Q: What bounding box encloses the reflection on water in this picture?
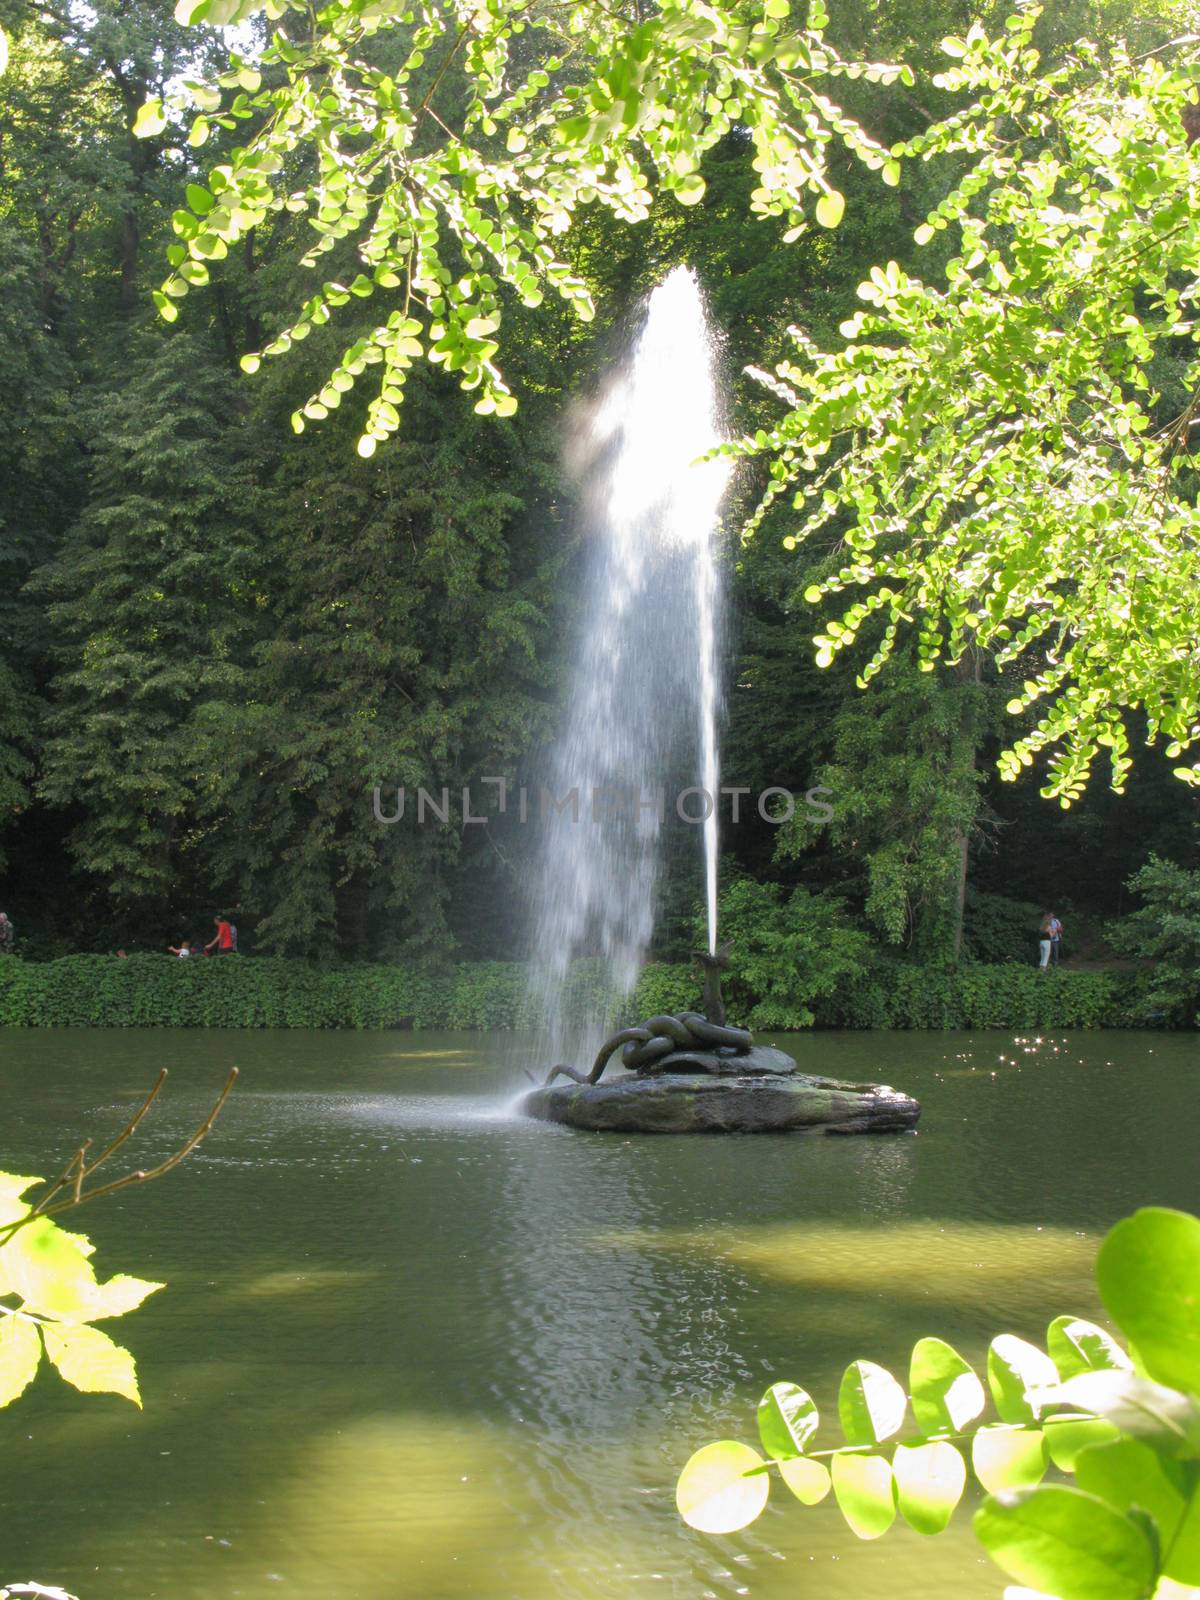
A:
[1,1027,1196,1600]
[596,1219,1098,1311]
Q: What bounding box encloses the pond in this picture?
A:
[2,1027,1197,1600]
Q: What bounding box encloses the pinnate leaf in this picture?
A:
[1043,1414,1121,1471]
[838,1359,907,1445]
[1047,1316,1132,1381]
[778,1456,831,1505]
[831,1451,896,1539]
[973,1425,1049,1494]
[910,1336,985,1436]
[893,1440,967,1535]
[1048,1371,1200,1458]
[676,1442,769,1534]
[757,1381,818,1459]
[988,1335,1059,1424]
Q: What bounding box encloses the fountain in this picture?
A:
[520,267,919,1136]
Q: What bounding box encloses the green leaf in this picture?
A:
[974,1485,1157,1600]
[973,1426,1049,1494]
[778,1456,831,1504]
[0,1173,39,1229]
[42,1322,142,1407]
[914,222,935,245]
[815,189,844,228]
[988,1336,1059,1424]
[910,1337,986,1436]
[0,1316,41,1405]
[758,1382,819,1459]
[1043,1415,1121,1472]
[882,159,901,187]
[839,1360,907,1445]
[133,98,167,138]
[894,1441,966,1535]
[1047,1317,1132,1381]
[1164,1482,1200,1585]
[186,80,221,112]
[1075,1437,1188,1561]
[186,184,214,215]
[1049,1372,1200,1458]
[0,1217,96,1318]
[85,1274,163,1321]
[1097,1208,1200,1395]
[675,174,706,207]
[831,1451,896,1539]
[675,1441,770,1533]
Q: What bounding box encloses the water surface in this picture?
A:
[2,1027,1195,1599]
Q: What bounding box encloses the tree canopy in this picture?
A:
[140,0,1200,801]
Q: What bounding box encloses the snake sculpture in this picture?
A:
[542,1011,753,1087]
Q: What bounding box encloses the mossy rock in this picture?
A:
[520,1072,921,1135]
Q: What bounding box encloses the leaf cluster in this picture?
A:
[736,8,1200,802]
[677,1206,1200,1600]
[0,1172,162,1409]
[142,0,908,452]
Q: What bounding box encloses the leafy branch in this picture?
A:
[736,7,1200,803]
[677,1207,1200,1600]
[137,0,907,453]
[0,1069,237,1410]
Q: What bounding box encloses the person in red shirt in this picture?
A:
[205,916,235,956]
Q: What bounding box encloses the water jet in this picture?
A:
[520,267,919,1135]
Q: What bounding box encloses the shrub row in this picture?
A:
[0,953,1158,1030]
[0,954,700,1031]
[813,960,1153,1031]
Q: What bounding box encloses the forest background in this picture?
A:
[0,0,1197,998]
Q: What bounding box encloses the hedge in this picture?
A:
[0,953,1156,1030]
[0,954,699,1030]
[812,960,1153,1031]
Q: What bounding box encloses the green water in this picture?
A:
[1,1027,1196,1600]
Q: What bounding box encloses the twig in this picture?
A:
[0,1069,238,1248]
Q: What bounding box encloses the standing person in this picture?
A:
[229,921,238,953]
[205,915,235,956]
[1037,912,1056,970]
[0,912,13,954]
[1047,911,1064,967]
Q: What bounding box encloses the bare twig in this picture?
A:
[0,1068,238,1248]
